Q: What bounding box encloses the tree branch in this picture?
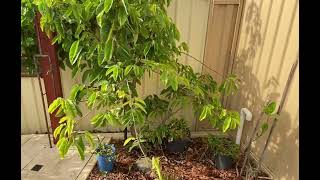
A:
[180,52,224,78]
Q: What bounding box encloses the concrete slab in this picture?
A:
[22,169,72,180]
[21,134,52,170]
[21,133,111,180]
[21,134,35,145]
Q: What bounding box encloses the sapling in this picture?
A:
[31,0,241,160]
[239,101,277,177]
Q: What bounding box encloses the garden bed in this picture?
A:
[87,138,269,180]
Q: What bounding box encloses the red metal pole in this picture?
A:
[34,12,63,144]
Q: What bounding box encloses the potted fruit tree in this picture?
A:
[166,118,190,153]
[208,134,240,170]
[33,0,241,164]
[94,142,116,173]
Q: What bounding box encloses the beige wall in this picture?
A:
[21,77,50,134]
[228,0,299,179]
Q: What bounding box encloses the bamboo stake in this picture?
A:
[254,59,299,177]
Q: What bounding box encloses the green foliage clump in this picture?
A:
[207,134,240,160]
[21,0,38,75]
[166,118,190,141]
[140,118,190,146]
[94,143,116,161]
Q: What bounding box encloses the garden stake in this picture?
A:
[33,54,53,148]
[254,59,299,178]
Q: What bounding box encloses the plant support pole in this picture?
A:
[33,55,52,148]
[255,59,299,177]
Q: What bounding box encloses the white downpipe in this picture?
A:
[236,108,252,145]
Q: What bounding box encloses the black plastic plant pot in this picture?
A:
[214,155,233,170]
[166,140,188,153]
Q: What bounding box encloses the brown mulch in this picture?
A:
[87,138,268,180]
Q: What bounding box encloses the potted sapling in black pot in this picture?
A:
[166,118,191,153]
[208,134,240,170]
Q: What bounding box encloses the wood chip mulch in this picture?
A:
[87,138,268,180]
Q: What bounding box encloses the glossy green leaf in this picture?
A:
[135,98,146,106]
[66,118,74,136]
[181,42,189,52]
[123,137,136,146]
[59,116,69,123]
[103,39,113,64]
[84,131,95,148]
[96,11,104,27]
[88,92,97,108]
[104,0,113,13]
[69,40,80,65]
[48,98,62,114]
[134,102,147,114]
[75,136,85,160]
[121,0,128,14]
[143,43,152,56]
[199,107,208,121]
[264,102,276,115]
[124,65,133,76]
[57,137,71,159]
[53,124,65,139]
[65,100,77,118]
[91,113,104,127]
[112,66,119,81]
[70,84,82,100]
[257,123,269,137]
[222,116,232,132]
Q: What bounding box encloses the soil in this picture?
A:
[87,138,269,180]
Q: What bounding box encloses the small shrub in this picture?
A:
[207,134,240,160]
[94,143,116,161]
[140,118,190,146]
[167,118,190,142]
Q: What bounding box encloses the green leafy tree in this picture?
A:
[21,0,38,75]
[31,0,241,160]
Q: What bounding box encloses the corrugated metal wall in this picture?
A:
[228,0,299,179]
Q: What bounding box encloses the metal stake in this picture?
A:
[33,54,54,148]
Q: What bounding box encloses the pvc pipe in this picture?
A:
[236,108,252,145]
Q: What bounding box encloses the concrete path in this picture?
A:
[21,133,113,180]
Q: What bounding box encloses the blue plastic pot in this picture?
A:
[96,144,116,173]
